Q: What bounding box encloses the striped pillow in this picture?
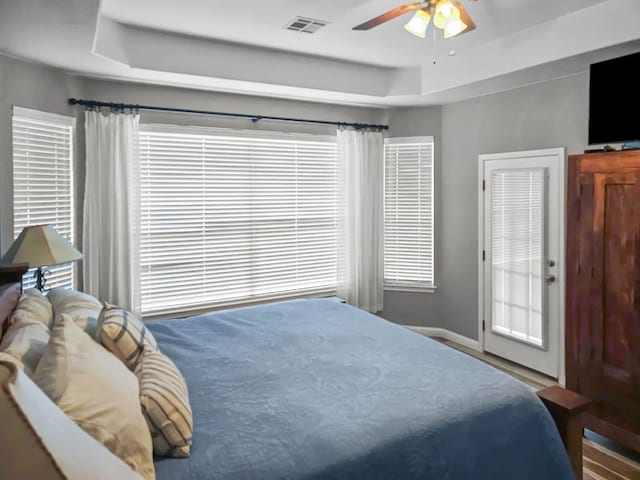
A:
[99,305,158,370]
[135,349,193,458]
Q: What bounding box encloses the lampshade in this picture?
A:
[404,8,431,38]
[1,225,82,268]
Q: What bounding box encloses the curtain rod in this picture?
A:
[67,98,389,131]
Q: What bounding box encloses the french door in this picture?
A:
[479,149,565,379]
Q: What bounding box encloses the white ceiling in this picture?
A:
[99,0,608,68]
[0,0,639,107]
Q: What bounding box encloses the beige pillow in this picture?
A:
[99,304,158,370]
[47,288,102,338]
[34,315,155,480]
[135,348,193,458]
[0,291,52,377]
[11,289,54,329]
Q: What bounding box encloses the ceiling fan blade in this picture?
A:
[454,2,476,36]
[353,3,423,31]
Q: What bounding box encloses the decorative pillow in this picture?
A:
[0,291,52,377]
[135,348,193,458]
[47,288,102,337]
[11,289,54,329]
[99,304,158,370]
[33,315,155,480]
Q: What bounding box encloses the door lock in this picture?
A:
[545,274,556,283]
[547,260,556,267]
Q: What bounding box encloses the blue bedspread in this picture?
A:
[147,298,573,480]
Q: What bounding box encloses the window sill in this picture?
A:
[142,289,338,321]
[384,285,438,294]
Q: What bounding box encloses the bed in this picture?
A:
[0,265,587,479]
[148,298,575,480]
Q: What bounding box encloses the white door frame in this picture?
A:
[477,148,566,385]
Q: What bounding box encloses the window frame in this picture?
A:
[383,135,436,293]
[11,106,77,290]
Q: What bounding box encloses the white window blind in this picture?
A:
[384,137,435,290]
[139,125,338,316]
[12,107,76,289]
[491,168,545,346]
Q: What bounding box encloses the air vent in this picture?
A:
[284,17,328,34]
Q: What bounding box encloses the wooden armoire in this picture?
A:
[567,149,640,452]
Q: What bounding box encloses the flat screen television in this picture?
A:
[589,51,640,145]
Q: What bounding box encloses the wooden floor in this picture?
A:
[428,337,640,480]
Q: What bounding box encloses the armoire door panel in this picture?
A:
[581,174,640,414]
[576,180,595,394]
[602,182,639,387]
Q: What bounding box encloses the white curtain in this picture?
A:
[337,129,384,313]
[83,110,141,314]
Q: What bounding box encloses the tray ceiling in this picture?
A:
[0,0,638,106]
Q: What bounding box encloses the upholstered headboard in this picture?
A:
[0,362,144,479]
[0,264,28,333]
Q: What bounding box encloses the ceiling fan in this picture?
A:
[353,0,478,39]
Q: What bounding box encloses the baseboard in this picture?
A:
[405,325,482,352]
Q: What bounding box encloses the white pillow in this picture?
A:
[10,289,53,328]
[47,288,102,338]
[0,290,52,377]
[34,314,155,480]
[0,352,23,370]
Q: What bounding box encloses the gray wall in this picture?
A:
[83,79,388,137]
[437,73,589,339]
[0,54,85,254]
[0,53,593,334]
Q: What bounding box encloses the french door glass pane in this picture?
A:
[491,168,545,347]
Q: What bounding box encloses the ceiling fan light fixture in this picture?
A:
[404,8,431,38]
[434,0,456,18]
[351,0,476,40]
[452,2,476,36]
[443,17,468,38]
[433,0,460,29]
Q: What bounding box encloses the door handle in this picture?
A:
[545,275,556,283]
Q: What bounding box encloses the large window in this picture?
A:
[384,137,435,291]
[139,125,338,316]
[12,107,76,289]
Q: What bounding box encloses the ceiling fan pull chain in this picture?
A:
[432,21,438,65]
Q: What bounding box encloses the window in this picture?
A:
[139,125,338,316]
[12,107,76,289]
[384,137,435,291]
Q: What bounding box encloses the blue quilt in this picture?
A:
[147,298,573,480]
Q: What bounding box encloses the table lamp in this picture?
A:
[0,225,82,291]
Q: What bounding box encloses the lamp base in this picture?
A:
[34,267,50,292]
